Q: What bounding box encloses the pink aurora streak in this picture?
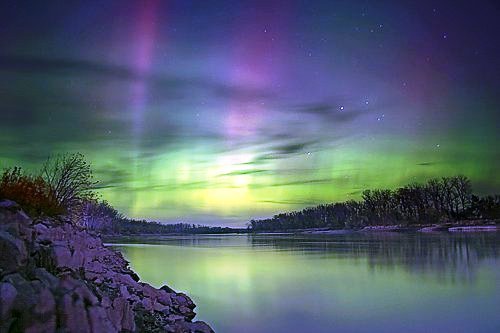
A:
[130,0,160,144]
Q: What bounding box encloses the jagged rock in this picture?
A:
[161,284,177,293]
[0,200,32,242]
[0,282,17,319]
[0,231,28,276]
[2,273,38,310]
[33,287,56,315]
[157,292,174,307]
[33,268,60,289]
[173,293,196,310]
[108,296,135,331]
[27,287,57,333]
[60,291,92,333]
[0,199,19,209]
[87,305,116,332]
[0,200,214,332]
[178,320,214,333]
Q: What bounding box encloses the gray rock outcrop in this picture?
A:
[0,200,214,333]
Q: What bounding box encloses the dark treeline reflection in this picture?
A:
[249,233,500,283]
[111,233,500,284]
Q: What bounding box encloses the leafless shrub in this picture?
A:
[42,153,98,217]
[0,167,63,216]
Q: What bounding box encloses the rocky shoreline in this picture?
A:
[0,200,214,333]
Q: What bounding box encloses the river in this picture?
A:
[109,232,500,333]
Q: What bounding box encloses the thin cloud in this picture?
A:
[218,169,269,177]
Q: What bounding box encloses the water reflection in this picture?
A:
[110,232,500,333]
[249,233,500,283]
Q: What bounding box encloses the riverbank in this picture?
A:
[0,200,213,333]
[359,220,499,233]
[100,221,500,240]
[248,220,499,235]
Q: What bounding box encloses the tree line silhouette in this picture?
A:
[2,156,498,234]
[0,154,239,235]
[81,200,241,234]
[248,176,499,232]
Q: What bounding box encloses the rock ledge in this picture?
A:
[0,200,214,333]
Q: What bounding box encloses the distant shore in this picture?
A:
[99,220,500,240]
[264,220,499,235]
[278,220,500,235]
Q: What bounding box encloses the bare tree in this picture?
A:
[42,153,98,211]
[81,200,121,231]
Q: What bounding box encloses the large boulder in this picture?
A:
[0,231,28,276]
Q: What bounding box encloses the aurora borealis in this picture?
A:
[0,1,499,225]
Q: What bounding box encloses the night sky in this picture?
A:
[1,1,499,226]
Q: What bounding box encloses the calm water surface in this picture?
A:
[110,232,500,333]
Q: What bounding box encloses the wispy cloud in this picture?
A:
[250,178,334,189]
[257,199,320,205]
[218,169,269,177]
